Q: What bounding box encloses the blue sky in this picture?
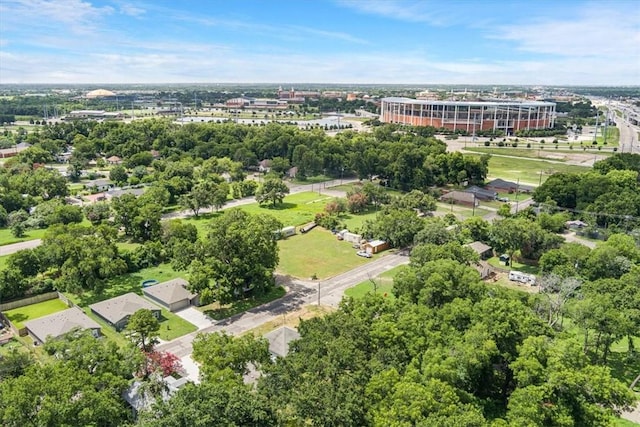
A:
[0,0,638,85]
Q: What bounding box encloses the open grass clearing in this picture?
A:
[3,298,69,329]
[341,209,378,231]
[199,286,286,321]
[487,256,539,275]
[478,155,591,185]
[66,262,184,307]
[344,265,407,300]
[0,228,47,246]
[614,418,640,427]
[277,227,373,280]
[237,191,331,227]
[466,146,614,160]
[157,308,198,340]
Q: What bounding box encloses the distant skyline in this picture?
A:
[0,0,638,85]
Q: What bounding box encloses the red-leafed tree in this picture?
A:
[142,351,182,378]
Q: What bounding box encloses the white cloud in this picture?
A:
[119,3,145,17]
[493,6,640,59]
[3,0,114,34]
[336,0,450,26]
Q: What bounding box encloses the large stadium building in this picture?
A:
[380,97,556,134]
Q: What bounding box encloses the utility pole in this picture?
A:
[515,178,520,214]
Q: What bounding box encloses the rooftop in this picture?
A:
[143,278,196,305]
[24,307,100,343]
[89,293,159,325]
[264,326,300,357]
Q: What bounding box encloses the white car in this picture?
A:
[356,251,372,258]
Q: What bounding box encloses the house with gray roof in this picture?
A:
[90,293,160,331]
[464,185,497,201]
[264,326,300,358]
[24,307,101,345]
[142,278,199,312]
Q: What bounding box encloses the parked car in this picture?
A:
[356,251,372,258]
[352,243,361,249]
[497,196,509,202]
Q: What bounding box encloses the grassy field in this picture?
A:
[239,192,332,227]
[341,209,378,231]
[3,299,69,329]
[466,146,614,160]
[595,126,620,145]
[482,155,591,185]
[487,256,539,275]
[344,265,407,300]
[66,263,184,307]
[0,228,47,246]
[199,286,286,320]
[277,227,373,279]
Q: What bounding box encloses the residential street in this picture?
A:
[0,239,42,256]
[155,253,409,360]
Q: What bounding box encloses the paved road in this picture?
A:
[0,239,42,256]
[155,253,409,358]
[616,115,640,154]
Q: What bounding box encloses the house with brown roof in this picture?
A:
[24,307,101,345]
[486,179,534,194]
[363,239,390,254]
[89,293,160,331]
[464,241,493,259]
[142,278,199,312]
[106,155,123,165]
[440,190,479,207]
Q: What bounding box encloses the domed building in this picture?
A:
[85,88,116,99]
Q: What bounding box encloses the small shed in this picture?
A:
[142,278,199,312]
[363,240,390,254]
[499,254,510,265]
[342,232,362,244]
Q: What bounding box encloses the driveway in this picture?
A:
[174,307,214,330]
[0,239,42,256]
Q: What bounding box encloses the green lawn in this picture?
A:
[344,265,407,300]
[66,263,184,307]
[341,209,379,232]
[157,308,198,340]
[199,286,286,320]
[115,241,142,252]
[0,255,8,270]
[3,299,69,329]
[0,228,47,246]
[487,256,539,275]
[480,155,591,185]
[614,418,640,427]
[596,126,619,145]
[277,227,374,279]
[466,146,614,160]
[239,191,332,227]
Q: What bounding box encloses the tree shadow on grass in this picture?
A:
[259,202,297,211]
[607,349,640,390]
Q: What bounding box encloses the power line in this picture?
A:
[538,203,639,221]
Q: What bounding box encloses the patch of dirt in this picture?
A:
[241,304,335,337]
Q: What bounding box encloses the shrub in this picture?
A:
[484,141,491,146]
[526,143,531,148]
[512,142,518,148]
[552,139,558,144]
[540,139,545,144]
[497,141,505,147]
[613,147,618,152]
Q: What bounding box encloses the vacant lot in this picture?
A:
[344,265,407,300]
[240,191,331,228]
[277,227,372,279]
[480,156,591,185]
[4,299,69,329]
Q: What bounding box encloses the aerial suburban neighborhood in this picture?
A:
[0,0,639,426]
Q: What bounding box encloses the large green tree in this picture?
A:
[188,209,281,304]
[255,177,289,207]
